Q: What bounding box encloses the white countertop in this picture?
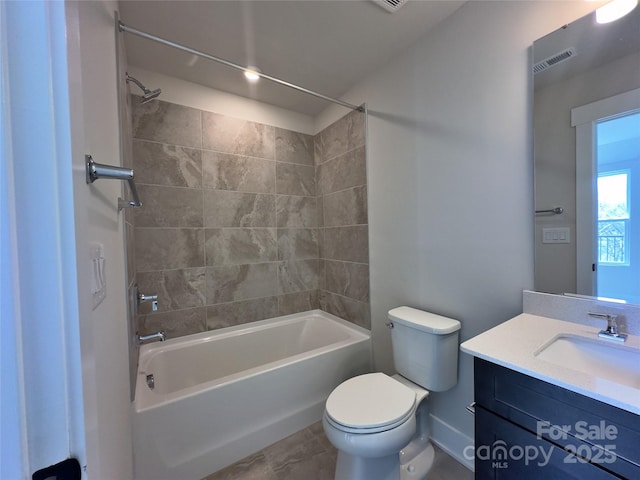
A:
[460,313,640,415]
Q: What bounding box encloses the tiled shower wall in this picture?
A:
[130,96,368,338]
[316,111,370,328]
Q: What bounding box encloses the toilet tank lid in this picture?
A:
[388,306,460,334]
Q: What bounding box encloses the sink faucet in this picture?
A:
[136,331,166,346]
[588,312,627,342]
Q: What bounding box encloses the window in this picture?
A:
[597,172,629,264]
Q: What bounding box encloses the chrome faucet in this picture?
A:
[136,284,159,312]
[588,312,627,342]
[136,331,166,346]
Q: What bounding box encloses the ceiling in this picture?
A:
[118,0,466,116]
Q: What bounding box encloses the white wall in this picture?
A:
[126,66,314,133]
[316,0,600,465]
[67,1,134,478]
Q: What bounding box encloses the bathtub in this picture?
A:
[132,309,371,480]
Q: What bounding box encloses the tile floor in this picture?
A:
[203,422,474,480]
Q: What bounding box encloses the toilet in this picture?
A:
[323,306,461,480]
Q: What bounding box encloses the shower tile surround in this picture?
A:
[130,96,369,338]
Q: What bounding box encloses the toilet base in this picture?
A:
[335,451,401,480]
[399,437,435,480]
[333,438,435,480]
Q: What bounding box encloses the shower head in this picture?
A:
[126,73,161,104]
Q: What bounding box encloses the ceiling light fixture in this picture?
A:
[244,68,261,82]
[596,0,638,23]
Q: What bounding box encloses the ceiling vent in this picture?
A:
[371,0,408,13]
[533,47,577,75]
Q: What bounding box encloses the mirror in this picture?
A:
[533,5,640,303]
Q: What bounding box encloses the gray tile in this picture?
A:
[205,228,277,266]
[276,162,315,196]
[324,260,369,302]
[134,184,203,227]
[202,151,275,193]
[322,185,367,227]
[323,226,369,263]
[202,452,277,480]
[275,129,314,166]
[202,111,275,159]
[135,228,204,271]
[319,290,371,329]
[313,136,322,167]
[206,297,279,331]
[263,428,333,480]
[276,196,317,228]
[137,268,206,314]
[317,109,366,163]
[133,140,202,188]
[138,307,206,339]
[316,145,366,196]
[277,228,319,260]
[205,263,278,304]
[278,290,320,316]
[132,96,202,149]
[278,260,320,294]
[429,445,474,480]
[204,190,276,227]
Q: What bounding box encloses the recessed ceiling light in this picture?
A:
[244,68,260,82]
[596,0,638,24]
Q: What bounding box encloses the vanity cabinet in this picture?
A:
[473,358,640,479]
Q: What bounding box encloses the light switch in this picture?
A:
[542,227,571,244]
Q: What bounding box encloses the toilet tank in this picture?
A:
[388,306,461,392]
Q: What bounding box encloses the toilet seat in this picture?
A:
[325,373,416,434]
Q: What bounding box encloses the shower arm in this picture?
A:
[85,154,142,210]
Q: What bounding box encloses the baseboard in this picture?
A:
[429,414,475,472]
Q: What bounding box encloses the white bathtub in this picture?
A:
[132,309,371,480]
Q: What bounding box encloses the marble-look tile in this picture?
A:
[204,190,276,227]
[317,109,366,163]
[202,151,275,193]
[428,445,474,480]
[202,111,275,159]
[132,96,202,149]
[323,226,369,264]
[277,290,319,316]
[313,135,322,167]
[322,185,367,227]
[276,196,317,228]
[276,162,315,196]
[319,291,371,329]
[133,140,202,188]
[206,297,279,331]
[278,260,319,294]
[135,228,204,271]
[138,307,207,339]
[262,427,333,480]
[316,145,366,196]
[136,268,206,314]
[204,228,277,266]
[277,228,319,260]
[275,128,314,166]
[205,263,278,304]
[324,260,369,302]
[202,452,277,480]
[134,184,203,228]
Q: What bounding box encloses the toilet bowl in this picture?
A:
[323,307,460,480]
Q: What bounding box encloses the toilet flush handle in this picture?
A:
[386,321,394,329]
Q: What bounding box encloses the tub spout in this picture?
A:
[136,331,166,346]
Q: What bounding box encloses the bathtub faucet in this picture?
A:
[136,331,166,346]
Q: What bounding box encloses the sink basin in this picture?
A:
[535,334,640,389]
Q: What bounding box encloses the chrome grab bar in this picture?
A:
[535,207,563,215]
[85,154,142,210]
